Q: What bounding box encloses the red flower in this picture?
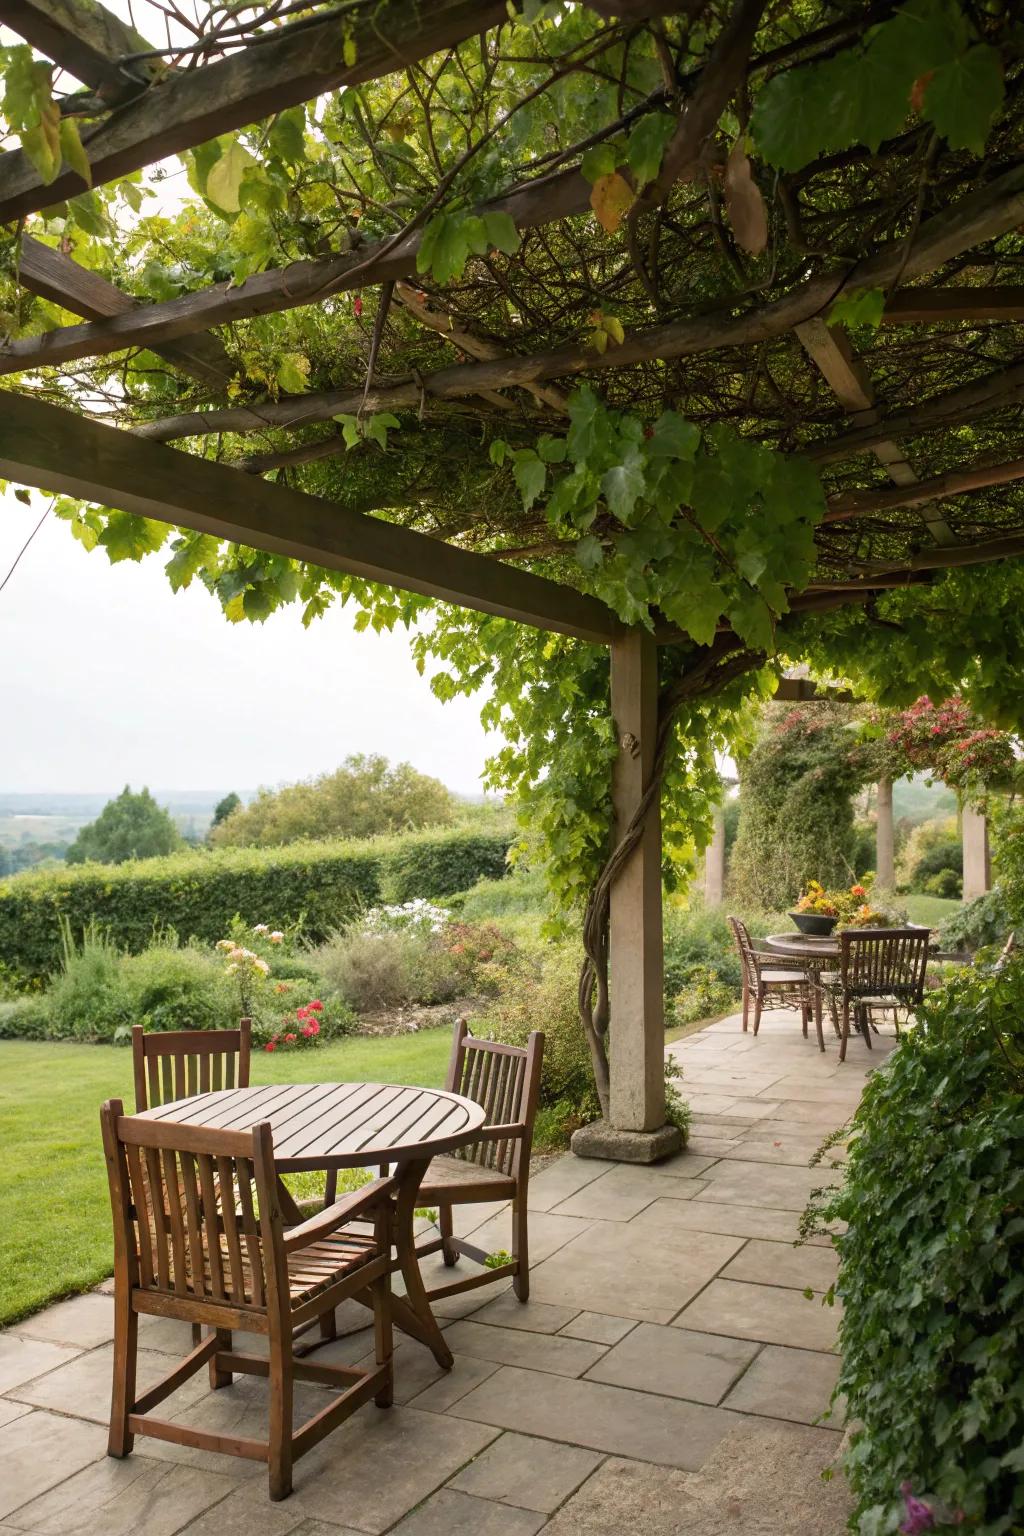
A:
[265,1040,277,1052]
[296,1006,308,1021]
[307,1000,324,1012]
[303,1019,320,1037]
[284,1032,297,1042]
[353,296,363,317]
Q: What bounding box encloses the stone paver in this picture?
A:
[529,1221,745,1323]
[388,1489,545,1535]
[584,1323,757,1406]
[721,1343,843,1426]
[675,1279,842,1352]
[0,1005,889,1534]
[447,1431,602,1513]
[448,1365,740,1469]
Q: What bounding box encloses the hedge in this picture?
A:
[0,827,513,980]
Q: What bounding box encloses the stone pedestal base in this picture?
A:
[570,1119,683,1165]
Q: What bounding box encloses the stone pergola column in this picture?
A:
[875,777,895,891]
[704,799,726,905]
[573,628,681,1164]
[962,806,992,900]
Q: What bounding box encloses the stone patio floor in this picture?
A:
[0,1008,894,1534]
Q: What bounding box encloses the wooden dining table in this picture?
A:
[136,1080,487,1369]
[762,932,843,1049]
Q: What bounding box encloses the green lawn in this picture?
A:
[904,892,962,927]
[0,1030,451,1327]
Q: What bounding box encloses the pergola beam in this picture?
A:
[0,0,152,99]
[17,237,234,389]
[118,163,1024,445]
[0,0,507,224]
[880,287,1024,323]
[0,391,621,644]
[826,455,1024,521]
[797,317,956,546]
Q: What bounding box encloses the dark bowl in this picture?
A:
[789,910,838,936]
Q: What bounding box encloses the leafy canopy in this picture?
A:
[65,786,182,866]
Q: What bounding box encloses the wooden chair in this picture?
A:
[728,916,818,1047]
[100,1098,395,1501]
[413,1022,543,1305]
[818,927,930,1062]
[132,1021,252,1112]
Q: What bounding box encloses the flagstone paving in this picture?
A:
[0,1008,892,1533]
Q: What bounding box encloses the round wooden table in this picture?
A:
[138,1081,487,1368]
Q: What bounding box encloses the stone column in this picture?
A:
[962,806,991,901]
[572,628,680,1164]
[705,799,726,905]
[875,777,895,891]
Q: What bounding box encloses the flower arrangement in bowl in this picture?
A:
[790,881,841,935]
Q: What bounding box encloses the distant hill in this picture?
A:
[892,775,958,824]
[0,790,252,849]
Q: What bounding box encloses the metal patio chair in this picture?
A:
[729,916,818,1046]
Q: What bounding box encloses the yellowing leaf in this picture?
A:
[223,592,246,622]
[723,139,767,256]
[590,328,609,354]
[206,142,256,214]
[59,118,91,188]
[23,98,61,185]
[343,31,357,67]
[603,316,625,346]
[590,172,633,235]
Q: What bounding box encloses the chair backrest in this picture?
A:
[445,1020,544,1177]
[728,916,759,988]
[839,927,930,1000]
[132,1021,252,1111]
[101,1097,286,1315]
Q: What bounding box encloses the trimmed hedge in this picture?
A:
[0,827,512,980]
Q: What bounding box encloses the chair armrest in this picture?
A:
[282,1174,399,1253]
[751,950,813,967]
[472,1122,528,1143]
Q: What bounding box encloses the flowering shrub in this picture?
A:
[264,999,324,1052]
[360,898,450,935]
[876,695,1018,804]
[805,956,1024,1534]
[215,937,270,1014]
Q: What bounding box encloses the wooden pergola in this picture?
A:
[2,0,1024,1157]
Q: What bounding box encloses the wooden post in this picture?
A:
[608,629,664,1135]
[704,800,726,905]
[962,806,992,901]
[875,777,895,891]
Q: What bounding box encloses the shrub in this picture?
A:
[938,889,1008,953]
[672,964,736,1025]
[46,922,133,1041]
[455,867,548,921]
[808,956,1024,1534]
[0,995,49,1039]
[0,827,513,982]
[484,942,601,1123]
[662,901,787,1002]
[316,930,420,1012]
[922,868,962,898]
[897,816,962,891]
[380,831,510,902]
[119,944,236,1035]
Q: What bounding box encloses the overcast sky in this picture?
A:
[0,487,494,797]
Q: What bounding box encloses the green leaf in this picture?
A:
[828,287,886,332]
[268,106,306,166]
[574,534,604,572]
[922,44,1003,155]
[165,533,219,592]
[646,412,700,461]
[364,411,401,449]
[580,143,618,184]
[513,452,547,511]
[206,141,257,214]
[333,413,363,450]
[98,511,168,563]
[482,210,521,256]
[537,434,567,464]
[566,386,604,464]
[489,439,508,467]
[58,118,91,187]
[276,353,309,394]
[601,446,647,524]
[626,111,676,191]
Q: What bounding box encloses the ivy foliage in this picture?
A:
[729,703,865,908]
[811,947,1024,1534]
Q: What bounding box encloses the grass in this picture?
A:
[0,1029,451,1328]
[904,892,962,926]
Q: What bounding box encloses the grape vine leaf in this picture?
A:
[98,513,168,564]
[626,112,676,191]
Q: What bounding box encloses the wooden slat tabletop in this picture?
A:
[137,1082,487,1170]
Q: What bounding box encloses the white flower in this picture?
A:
[253,958,270,976]
[215,939,235,952]
[269,931,284,943]
[252,923,269,935]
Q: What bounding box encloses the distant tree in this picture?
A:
[211,792,242,828]
[66,786,183,865]
[211,755,454,848]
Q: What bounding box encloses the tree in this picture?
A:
[210,792,241,829]
[209,755,454,848]
[65,786,182,865]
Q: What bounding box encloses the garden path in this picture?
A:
[0,1008,893,1534]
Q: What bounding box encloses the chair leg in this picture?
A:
[267,1336,294,1502]
[741,981,749,1032]
[801,1004,808,1038]
[318,1306,338,1343]
[752,992,763,1036]
[372,1272,393,1409]
[439,1204,459,1267]
[860,1006,874,1049]
[512,1194,529,1302]
[209,1327,233,1390]
[839,999,850,1063]
[108,1291,137,1459]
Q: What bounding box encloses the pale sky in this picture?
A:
[0,487,493,796]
